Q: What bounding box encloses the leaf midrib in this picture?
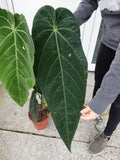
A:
[14,30,22,104]
[55,30,70,146]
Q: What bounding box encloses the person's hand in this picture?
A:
[80,104,99,120]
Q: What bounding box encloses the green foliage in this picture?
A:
[32,5,88,151]
[0,5,87,152]
[29,90,39,124]
[0,8,35,106]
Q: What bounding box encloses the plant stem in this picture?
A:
[41,94,48,110]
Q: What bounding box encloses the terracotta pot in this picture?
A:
[28,112,49,130]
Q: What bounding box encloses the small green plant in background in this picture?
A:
[0,5,88,151]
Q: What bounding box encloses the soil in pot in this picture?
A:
[29,107,50,130]
[29,107,50,122]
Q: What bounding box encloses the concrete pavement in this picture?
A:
[0,72,120,160]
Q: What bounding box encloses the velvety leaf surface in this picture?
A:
[32,5,88,151]
[0,8,35,106]
[29,90,39,124]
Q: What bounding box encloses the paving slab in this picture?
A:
[0,130,120,160]
[0,84,106,141]
[0,82,2,88]
[0,84,120,148]
[0,72,120,159]
[0,93,97,142]
[87,72,95,87]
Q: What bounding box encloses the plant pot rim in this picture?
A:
[28,112,50,130]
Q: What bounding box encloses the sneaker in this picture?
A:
[88,132,111,154]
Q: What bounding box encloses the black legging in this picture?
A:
[93,43,120,136]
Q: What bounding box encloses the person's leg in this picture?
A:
[93,43,115,97]
[89,94,120,154]
[92,43,120,137]
[104,94,120,136]
[88,43,117,154]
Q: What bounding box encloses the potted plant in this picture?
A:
[28,91,50,130]
[0,5,88,151]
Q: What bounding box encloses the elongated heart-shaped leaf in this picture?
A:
[32,6,88,151]
[29,90,39,124]
[0,8,35,106]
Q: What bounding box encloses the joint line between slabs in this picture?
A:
[0,128,120,148]
[0,128,60,139]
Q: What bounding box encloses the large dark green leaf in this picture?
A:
[32,5,88,151]
[0,8,35,106]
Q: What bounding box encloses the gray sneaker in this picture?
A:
[88,132,111,154]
